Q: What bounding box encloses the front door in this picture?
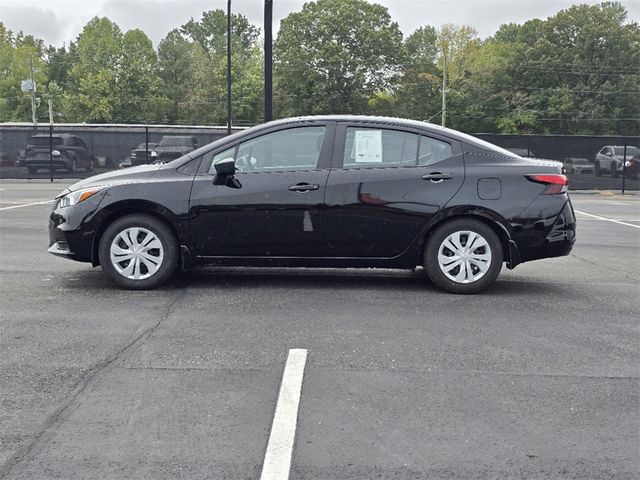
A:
[189,123,334,257]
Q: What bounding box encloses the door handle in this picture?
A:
[422,172,453,182]
[288,182,320,193]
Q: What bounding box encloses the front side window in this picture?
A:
[230,126,326,172]
[343,128,418,168]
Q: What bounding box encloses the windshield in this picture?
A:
[30,136,63,147]
[158,136,194,147]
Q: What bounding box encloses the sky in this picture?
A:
[1,0,639,47]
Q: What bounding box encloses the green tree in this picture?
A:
[65,17,123,122]
[394,26,441,121]
[117,29,169,122]
[0,23,47,122]
[274,0,403,116]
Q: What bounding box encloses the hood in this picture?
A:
[61,164,160,195]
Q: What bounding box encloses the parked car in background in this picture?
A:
[563,157,593,174]
[595,145,640,177]
[0,151,14,167]
[153,136,198,162]
[48,115,576,294]
[120,143,158,168]
[25,134,95,174]
[629,154,640,180]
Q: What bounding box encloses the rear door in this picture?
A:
[323,122,464,258]
[189,122,335,257]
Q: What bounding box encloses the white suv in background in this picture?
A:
[595,145,639,177]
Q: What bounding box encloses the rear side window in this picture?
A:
[418,136,453,166]
[343,128,418,167]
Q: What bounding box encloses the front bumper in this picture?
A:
[48,192,108,264]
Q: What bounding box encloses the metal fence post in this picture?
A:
[49,124,53,183]
[145,125,149,164]
[622,144,627,194]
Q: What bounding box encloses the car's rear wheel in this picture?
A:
[424,218,503,294]
[99,214,178,289]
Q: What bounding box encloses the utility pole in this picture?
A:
[29,57,37,126]
[226,0,232,135]
[264,0,273,122]
[441,51,447,128]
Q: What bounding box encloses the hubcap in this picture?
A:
[438,230,492,284]
[110,227,164,280]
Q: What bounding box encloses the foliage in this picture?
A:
[0,2,638,135]
[274,0,403,116]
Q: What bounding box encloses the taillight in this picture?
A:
[525,174,568,194]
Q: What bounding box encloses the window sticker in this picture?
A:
[354,129,382,163]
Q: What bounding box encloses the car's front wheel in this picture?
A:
[424,218,503,294]
[99,214,178,289]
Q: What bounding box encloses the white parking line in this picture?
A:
[574,210,640,229]
[0,200,52,211]
[260,348,308,480]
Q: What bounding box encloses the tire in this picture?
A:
[98,214,178,289]
[595,162,601,177]
[424,218,503,294]
[611,163,618,178]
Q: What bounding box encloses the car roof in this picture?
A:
[256,115,511,151]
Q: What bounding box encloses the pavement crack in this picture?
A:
[0,289,187,479]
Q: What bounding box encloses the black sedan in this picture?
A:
[48,116,576,293]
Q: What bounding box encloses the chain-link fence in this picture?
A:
[0,123,243,181]
[475,133,640,191]
[1,124,638,190]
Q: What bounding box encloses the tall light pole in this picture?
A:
[226,0,232,135]
[264,0,273,122]
[441,52,447,128]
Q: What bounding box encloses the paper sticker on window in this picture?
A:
[354,130,382,163]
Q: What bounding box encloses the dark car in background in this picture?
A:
[25,134,95,174]
[48,115,576,294]
[153,136,198,162]
[120,143,158,168]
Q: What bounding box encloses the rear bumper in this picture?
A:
[510,196,576,264]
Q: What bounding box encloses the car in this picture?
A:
[563,157,593,174]
[24,134,95,174]
[594,145,640,177]
[48,115,576,294]
[628,155,640,180]
[120,143,158,168]
[152,136,198,162]
[0,151,14,167]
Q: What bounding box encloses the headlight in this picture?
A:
[58,185,107,208]
[151,151,158,157]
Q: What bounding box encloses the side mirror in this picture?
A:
[52,150,61,157]
[214,157,236,176]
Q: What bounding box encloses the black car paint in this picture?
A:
[49,116,576,272]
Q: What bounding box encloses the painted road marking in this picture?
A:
[0,200,52,211]
[260,348,308,480]
[575,210,640,229]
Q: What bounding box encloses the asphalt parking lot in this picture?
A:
[0,180,638,479]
